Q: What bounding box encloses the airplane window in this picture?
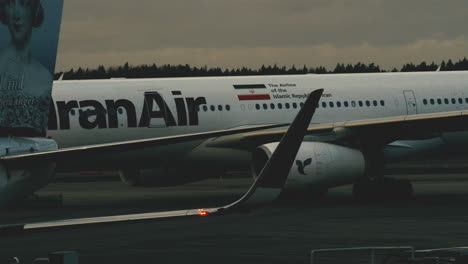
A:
[336,101,341,108]
[278,103,283,109]
[263,104,268,110]
[285,103,290,109]
[444,98,449,104]
[226,105,231,111]
[293,103,298,109]
[329,102,334,108]
[203,105,208,112]
[437,99,442,104]
[466,98,468,104]
[300,102,304,108]
[351,101,356,107]
[430,99,435,105]
[70,109,76,116]
[218,105,223,111]
[256,104,260,110]
[270,103,275,110]
[322,102,327,108]
[380,100,385,106]
[118,108,124,114]
[459,98,463,104]
[358,101,363,107]
[210,105,216,111]
[344,101,349,107]
[248,104,253,110]
[366,101,371,107]
[423,99,428,105]
[452,98,456,104]
[373,100,378,106]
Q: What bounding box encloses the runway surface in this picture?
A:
[1,173,468,263]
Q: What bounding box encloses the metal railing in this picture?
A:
[311,246,415,264]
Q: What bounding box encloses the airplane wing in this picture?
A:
[0,89,324,232]
[206,110,468,149]
[0,124,288,166]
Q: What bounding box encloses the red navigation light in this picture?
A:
[199,210,210,216]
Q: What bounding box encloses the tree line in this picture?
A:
[54,57,468,80]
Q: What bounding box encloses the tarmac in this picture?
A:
[0,172,468,264]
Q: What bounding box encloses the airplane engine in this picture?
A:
[251,142,366,192]
[0,138,57,208]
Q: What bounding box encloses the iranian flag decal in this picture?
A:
[234,84,271,101]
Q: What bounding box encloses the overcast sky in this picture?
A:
[55,0,468,71]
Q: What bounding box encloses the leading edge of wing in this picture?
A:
[0,89,324,233]
[0,124,288,164]
[0,208,218,232]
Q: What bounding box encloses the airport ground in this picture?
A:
[1,156,468,264]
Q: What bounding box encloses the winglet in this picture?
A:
[220,88,324,210]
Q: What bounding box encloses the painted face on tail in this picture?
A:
[3,0,36,46]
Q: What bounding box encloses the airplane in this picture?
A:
[45,70,468,195]
[1,0,468,211]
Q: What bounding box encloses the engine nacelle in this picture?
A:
[251,142,365,191]
[0,138,57,208]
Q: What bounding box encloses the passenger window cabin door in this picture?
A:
[403,90,418,115]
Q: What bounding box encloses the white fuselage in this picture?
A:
[47,71,468,169]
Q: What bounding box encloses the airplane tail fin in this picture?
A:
[0,0,64,137]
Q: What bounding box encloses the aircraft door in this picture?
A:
[403,90,418,115]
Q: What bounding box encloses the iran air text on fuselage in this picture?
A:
[48,91,207,130]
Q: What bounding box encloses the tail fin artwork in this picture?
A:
[0,0,63,208]
[0,0,64,136]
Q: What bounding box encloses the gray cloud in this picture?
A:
[55,0,468,70]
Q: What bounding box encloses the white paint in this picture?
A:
[47,71,468,164]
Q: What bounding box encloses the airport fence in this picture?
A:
[310,246,415,264]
